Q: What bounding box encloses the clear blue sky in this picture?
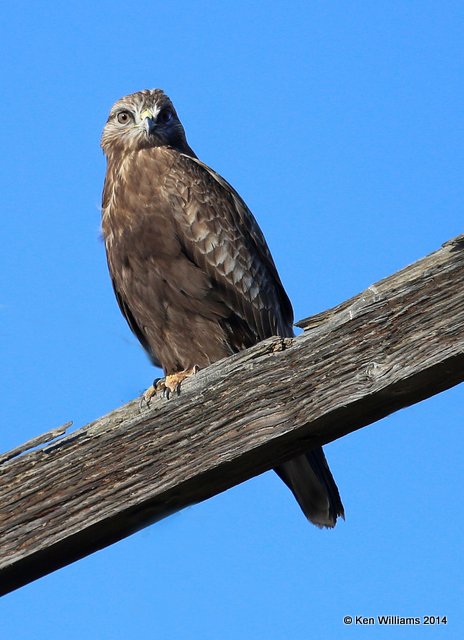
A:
[1,2,462,637]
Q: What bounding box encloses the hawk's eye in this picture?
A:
[116,111,131,125]
[158,108,173,124]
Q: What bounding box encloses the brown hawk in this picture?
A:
[101,89,344,527]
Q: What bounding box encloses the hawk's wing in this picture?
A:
[111,280,162,368]
[167,152,294,348]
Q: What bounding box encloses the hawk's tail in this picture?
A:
[275,447,344,527]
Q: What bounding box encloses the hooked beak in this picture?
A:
[140,109,156,136]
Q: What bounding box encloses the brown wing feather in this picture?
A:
[166,152,294,346]
[110,275,162,367]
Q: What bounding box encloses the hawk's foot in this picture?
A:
[140,366,199,408]
[158,366,199,397]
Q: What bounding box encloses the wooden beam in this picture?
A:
[1,234,464,595]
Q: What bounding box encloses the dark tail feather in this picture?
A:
[275,447,344,528]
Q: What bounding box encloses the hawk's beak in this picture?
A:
[140,109,156,136]
[145,117,157,135]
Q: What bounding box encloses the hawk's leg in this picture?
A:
[141,366,199,407]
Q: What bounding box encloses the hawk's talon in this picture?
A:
[139,382,158,409]
[139,367,199,409]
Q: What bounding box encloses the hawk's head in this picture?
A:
[101,89,195,157]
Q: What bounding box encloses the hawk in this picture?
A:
[101,89,344,527]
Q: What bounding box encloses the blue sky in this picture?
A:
[1,2,463,637]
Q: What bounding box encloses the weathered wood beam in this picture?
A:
[1,235,464,595]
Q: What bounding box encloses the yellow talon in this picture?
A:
[140,366,199,408]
